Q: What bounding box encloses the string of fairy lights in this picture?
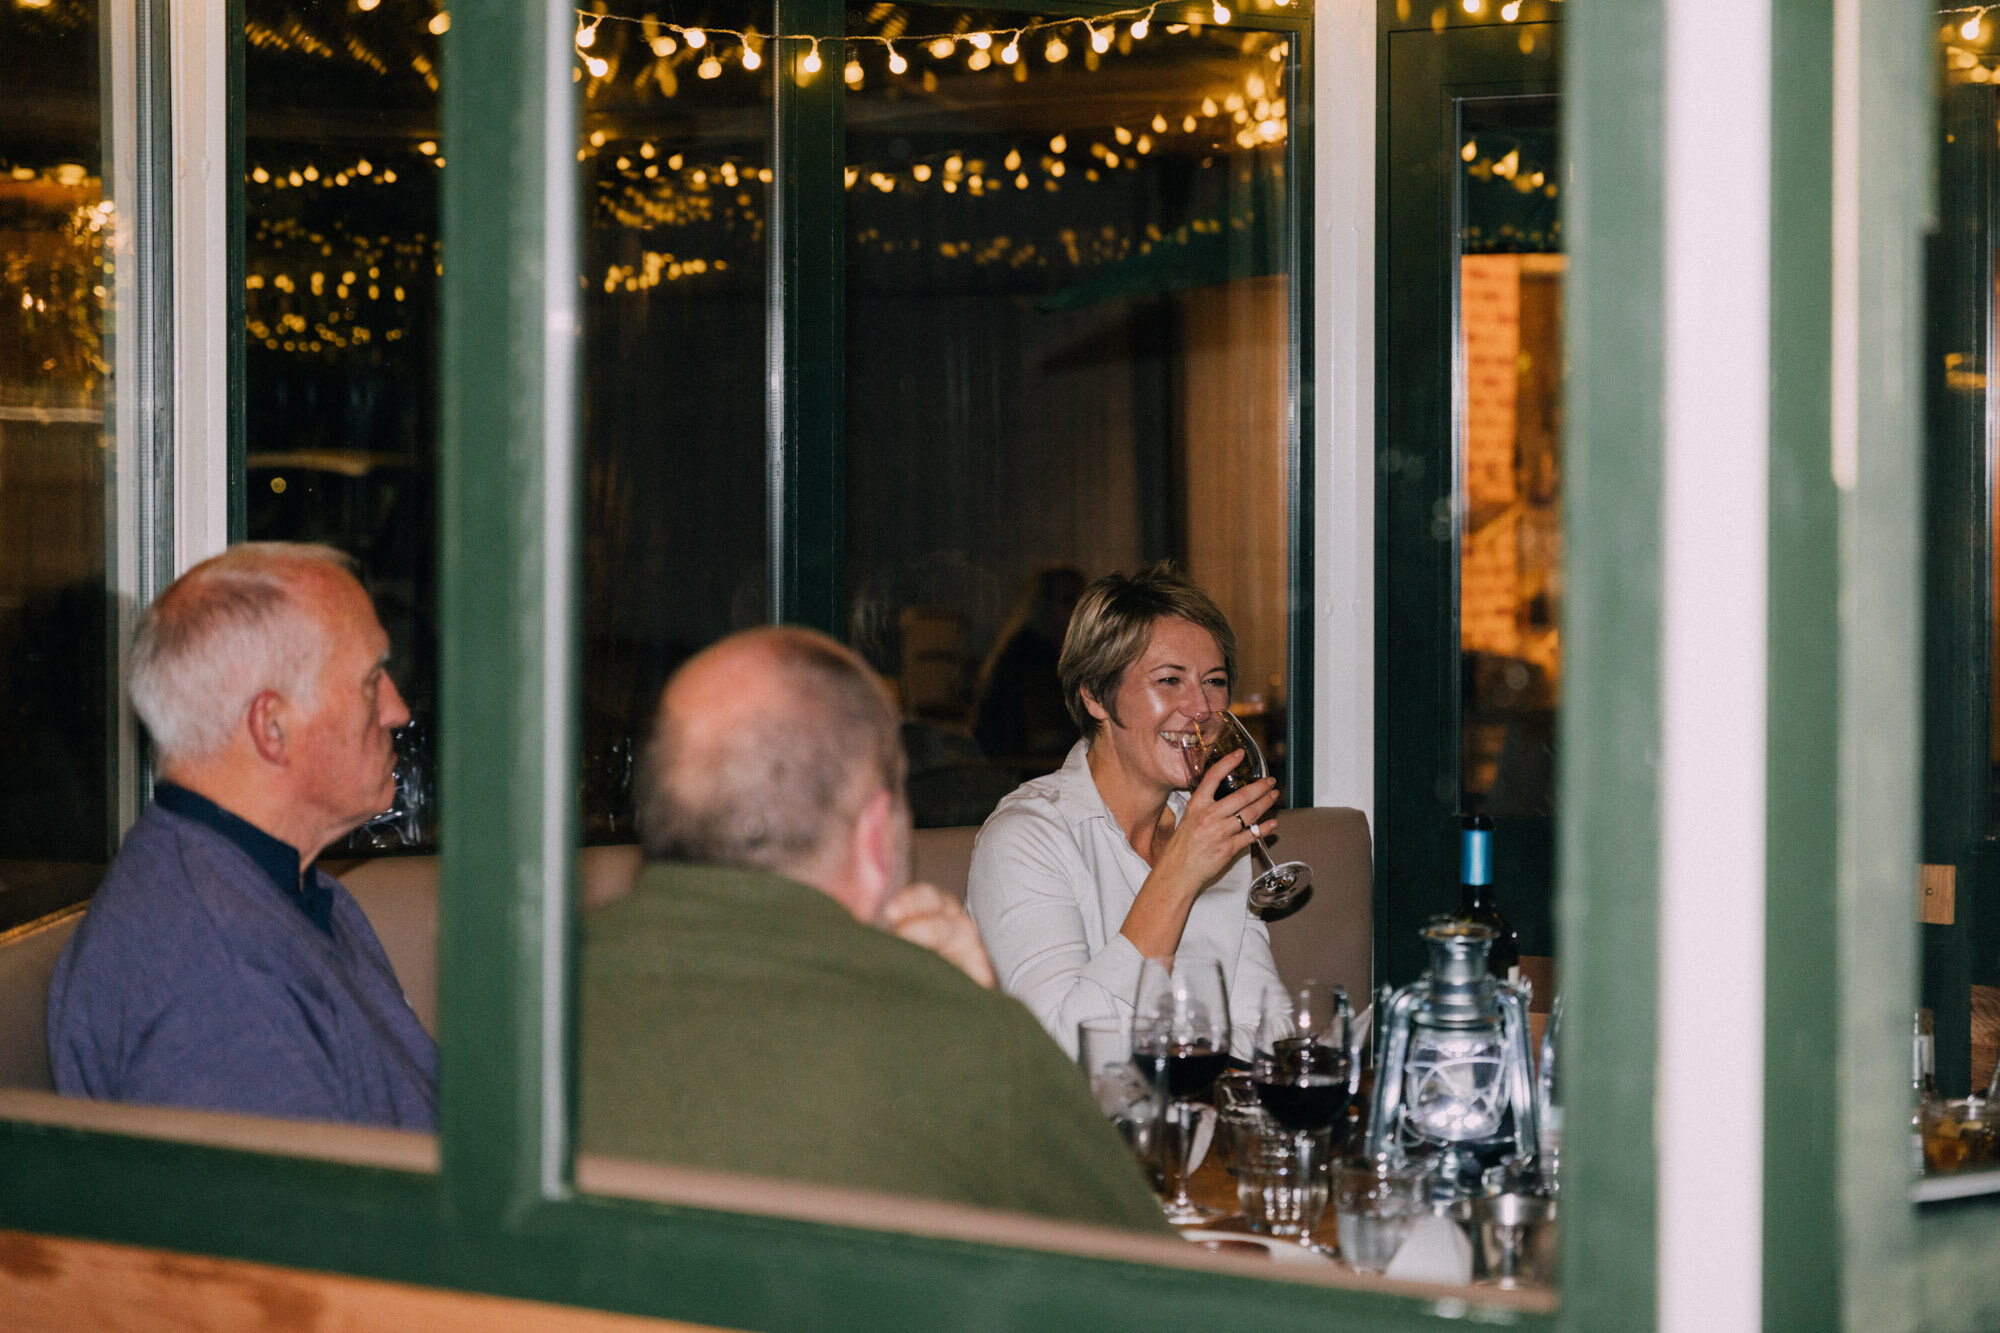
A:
[10,0,1577,367]
[571,1,1266,88]
[1943,5,2000,80]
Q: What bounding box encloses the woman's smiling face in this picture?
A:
[1084,615,1230,793]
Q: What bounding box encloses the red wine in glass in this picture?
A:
[1254,1036,1353,1135]
[1133,1037,1231,1102]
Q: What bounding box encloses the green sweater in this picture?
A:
[580,862,1172,1235]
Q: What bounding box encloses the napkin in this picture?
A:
[1384,1212,1474,1286]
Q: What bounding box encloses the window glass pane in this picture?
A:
[244,0,772,851]
[576,0,773,840]
[841,7,1295,827]
[1456,96,1561,821]
[0,0,113,929]
[244,0,444,853]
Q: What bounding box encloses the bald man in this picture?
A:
[48,543,436,1128]
[579,628,1170,1234]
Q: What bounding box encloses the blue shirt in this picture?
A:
[151,782,332,935]
[46,802,438,1129]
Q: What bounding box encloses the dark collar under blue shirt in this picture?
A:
[151,782,335,936]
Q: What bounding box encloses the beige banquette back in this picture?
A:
[0,809,1372,1085]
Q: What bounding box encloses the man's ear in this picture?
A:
[849,787,899,922]
[245,690,289,766]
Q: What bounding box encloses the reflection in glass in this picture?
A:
[573,2,772,840]
[842,7,1294,826]
[244,0,443,852]
[1456,98,1562,820]
[0,0,113,928]
[242,0,772,847]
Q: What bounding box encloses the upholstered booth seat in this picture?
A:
[337,807,1374,1037]
[0,809,1373,1081]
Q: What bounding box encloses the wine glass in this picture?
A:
[1177,711,1314,912]
[1252,982,1354,1251]
[1132,956,1231,1224]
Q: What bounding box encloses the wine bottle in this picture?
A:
[1914,1008,1940,1174]
[1455,813,1520,983]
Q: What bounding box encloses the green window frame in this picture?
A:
[5,0,1984,1328]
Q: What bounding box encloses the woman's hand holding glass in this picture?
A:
[1151,743,1279,903]
[1177,713,1313,912]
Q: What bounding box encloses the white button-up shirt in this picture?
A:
[967,740,1284,1059]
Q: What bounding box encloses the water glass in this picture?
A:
[1078,1017,1160,1184]
[1236,1125,1330,1240]
[1332,1158,1429,1273]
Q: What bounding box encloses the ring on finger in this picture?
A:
[1234,813,1249,833]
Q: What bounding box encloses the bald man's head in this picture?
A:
[636,628,907,885]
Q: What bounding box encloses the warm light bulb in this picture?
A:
[1181,114,1196,132]
[1501,0,1521,18]
[802,45,822,72]
[586,55,609,76]
[429,11,449,35]
[1212,2,1229,23]
[1151,114,1167,133]
[1004,148,1022,170]
[1045,35,1068,61]
[685,27,707,48]
[651,35,677,55]
[743,45,761,70]
[576,19,597,48]
[930,36,956,58]
[1130,16,1149,38]
[1965,14,1984,40]
[697,56,721,78]
[912,163,931,181]
[1090,25,1111,52]
[1463,0,1481,11]
[845,59,863,85]
[1001,40,1019,63]
[1050,134,1067,152]
[968,49,990,70]
[1114,125,1132,145]
[969,32,992,49]
[888,45,908,73]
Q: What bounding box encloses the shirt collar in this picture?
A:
[1046,738,1188,834]
[152,782,333,936]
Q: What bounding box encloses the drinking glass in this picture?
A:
[1236,1121,1330,1239]
[1077,1016,1160,1186]
[1132,956,1231,1223]
[1332,1157,1429,1273]
[1252,980,1357,1140]
[1176,711,1313,911]
[1250,982,1353,1252]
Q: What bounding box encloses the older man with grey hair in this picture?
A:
[47,542,436,1128]
[580,626,1169,1233]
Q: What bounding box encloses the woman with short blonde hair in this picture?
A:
[967,563,1283,1057]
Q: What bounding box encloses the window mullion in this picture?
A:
[770,0,844,634]
[437,0,583,1219]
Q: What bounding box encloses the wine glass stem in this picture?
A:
[1161,1098,1198,1205]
